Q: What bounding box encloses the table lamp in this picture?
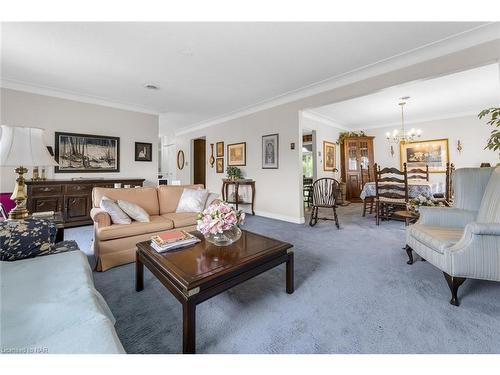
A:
[0,125,58,219]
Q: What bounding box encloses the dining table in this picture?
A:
[360,180,444,200]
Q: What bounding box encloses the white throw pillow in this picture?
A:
[117,200,150,223]
[100,197,132,224]
[176,188,209,213]
[204,193,220,209]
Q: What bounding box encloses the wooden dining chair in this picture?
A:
[434,162,454,205]
[303,177,313,207]
[407,165,429,181]
[309,178,341,229]
[374,163,409,225]
[360,164,374,217]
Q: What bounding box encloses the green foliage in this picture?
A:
[226,166,242,179]
[336,131,366,145]
[478,107,500,156]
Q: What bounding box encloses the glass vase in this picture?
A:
[204,226,242,246]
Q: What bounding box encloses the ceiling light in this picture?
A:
[143,83,160,90]
[386,96,422,144]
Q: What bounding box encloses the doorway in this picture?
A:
[302,129,317,210]
[192,138,206,186]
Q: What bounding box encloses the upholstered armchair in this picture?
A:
[406,167,500,306]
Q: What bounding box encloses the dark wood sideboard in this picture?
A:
[26,178,145,227]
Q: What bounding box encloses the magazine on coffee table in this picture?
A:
[151,231,200,252]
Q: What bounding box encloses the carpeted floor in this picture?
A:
[66,204,500,354]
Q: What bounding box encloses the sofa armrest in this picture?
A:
[446,222,500,280]
[90,207,111,228]
[417,207,477,227]
[467,222,500,236]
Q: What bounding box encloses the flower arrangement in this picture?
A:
[196,201,245,236]
[407,194,444,212]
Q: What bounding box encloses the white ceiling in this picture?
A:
[0,22,494,129]
[308,63,500,129]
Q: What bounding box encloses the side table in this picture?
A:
[221,179,255,215]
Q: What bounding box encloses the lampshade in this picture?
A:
[0,125,58,167]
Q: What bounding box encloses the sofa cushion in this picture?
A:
[93,187,160,215]
[0,251,124,353]
[408,224,464,254]
[97,215,174,241]
[158,184,204,214]
[161,212,198,228]
[477,167,500,223]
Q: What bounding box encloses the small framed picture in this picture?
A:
[262,133,279,169]
[135,142,153,162]
[216,141,224,157]
[216,157,224,173]
[227,142,246,166]
[323,141,336,171]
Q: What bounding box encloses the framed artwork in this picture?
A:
[323,141,336,171]
[227,142,246,166]
[216,141,224,157]
[400,138,449,173]
[216,157,224,173]
[135,142,152,162]
[262,133,279,169]
[54,132,119,173]
[177,150,185,170]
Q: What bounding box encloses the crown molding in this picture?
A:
[301,110,350,131]
[175,23,499,136]
[351,110,480,131]
[0,78,160,115]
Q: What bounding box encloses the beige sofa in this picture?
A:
[90,184,206,271]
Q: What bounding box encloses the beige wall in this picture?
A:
[171,40,499,223]
[0,88,159,193]
[175,105,304,223]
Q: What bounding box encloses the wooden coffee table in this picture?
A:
[135,230,294,354]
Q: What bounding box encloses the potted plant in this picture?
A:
[478,107,500,158]
[336,131,366,145]
[226,166,242,180]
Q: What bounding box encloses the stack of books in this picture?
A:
[150,230,200,253]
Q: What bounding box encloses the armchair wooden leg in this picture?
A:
[405,245,414,265]
[376,200,380,225]
[362,201,367,217]
[369,199,374,214]
[443,272,466,306]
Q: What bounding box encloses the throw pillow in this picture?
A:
[100,197,132,224]
[204,193,220,209]
[117,200,150,223]
[176,188,210,213]
[0,218,76,261]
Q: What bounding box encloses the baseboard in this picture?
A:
[254,210,305,224]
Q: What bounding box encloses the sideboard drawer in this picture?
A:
[65,184,93,194]
[94,183,116,188]
[31,185,63,196]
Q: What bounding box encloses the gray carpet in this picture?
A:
[65,204,500,354]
